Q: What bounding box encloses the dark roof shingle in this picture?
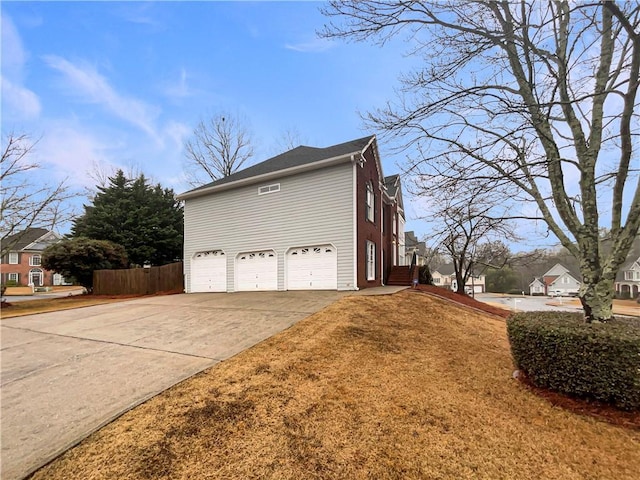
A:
[2,228,50,251]
[184,135,375,195]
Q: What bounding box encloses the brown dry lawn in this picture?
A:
[1,294,142,319]
[30,291,640,480]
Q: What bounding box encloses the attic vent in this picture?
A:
[258,183,280,195]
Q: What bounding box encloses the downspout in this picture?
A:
[351,156,359,290]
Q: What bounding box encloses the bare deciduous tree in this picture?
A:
[322,1,640,322]
[429,192,516,294]
[183,112,255,187]
[1,133,77,256]
[274,127,308,153]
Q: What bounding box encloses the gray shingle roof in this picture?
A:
[2,228,50,251]
[384,174,399,198]
[183,135,375,195]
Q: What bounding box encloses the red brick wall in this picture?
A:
[1,251,55,286]
[356,147,383,288]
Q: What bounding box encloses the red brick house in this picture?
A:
[1,228,63,287]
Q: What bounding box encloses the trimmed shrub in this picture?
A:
[418,265,433,285]
[507,312,640,411]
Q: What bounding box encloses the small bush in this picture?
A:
[4,280,19,287]
[616,291,631,300]
[418,265,433,285]
[507,312,640,411]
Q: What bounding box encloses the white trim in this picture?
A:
[29,254,42,266]
[178,152,356,200]
[365,182,374,222]
[366,241,376,281]
[258,183,280,195]
[28,268,43,287]
[24,231,61,250]
[8,252,18,264]
[352,163,359,289]
[8,272,18,282]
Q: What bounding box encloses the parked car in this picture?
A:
[549,290,563,297]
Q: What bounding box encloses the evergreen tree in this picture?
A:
[72,170,183,266]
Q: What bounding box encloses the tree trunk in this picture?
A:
[454,271,466,294]
[579,278,615,323]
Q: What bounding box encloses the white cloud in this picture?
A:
[163,120,191,151]
[285,37,335,53]
[162,68,192,100]
[1,15,26,74]
[42,55,161,140]
[1,75,41,120]
[1,15,41,120]
[37,123,116,187]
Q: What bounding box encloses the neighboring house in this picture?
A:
[178,135,407,292]
[430,263,486,293]
[404,231,427,267]
[0,228,67,286]
[529,277,545,296]
[537,263,581,296]
[615,257,640,299]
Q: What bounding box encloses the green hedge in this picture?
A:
[506,312,640,411]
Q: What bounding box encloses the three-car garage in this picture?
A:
[189,244,338,292]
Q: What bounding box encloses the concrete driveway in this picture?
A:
[0,290,347,480]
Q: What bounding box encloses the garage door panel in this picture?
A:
[191,251,226,292]
[287,245,337,290]
[236,250,278,291]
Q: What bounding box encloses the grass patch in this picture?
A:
[29,292,640,480]
[1,294,147,318]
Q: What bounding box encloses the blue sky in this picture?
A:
[2,1,431,230]
[2,1,576,252]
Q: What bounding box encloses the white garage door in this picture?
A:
[191,250,227,292]
[236,250,278,291]
[473,285,483,293]
[287,245,337,290]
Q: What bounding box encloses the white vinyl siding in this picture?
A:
[8,253,18,264]
[183,162,355,292]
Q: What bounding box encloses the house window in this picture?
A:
[258,183,280,195]
[366,241,376,281]
[562,276,569,284]
[433,277,441,284]
[8,252,18,264]
[8,273,18,282]
[30,254,42,266]
[365,182,374,222]
[393,213,397,235]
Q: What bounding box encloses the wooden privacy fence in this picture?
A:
[93,262,184,295]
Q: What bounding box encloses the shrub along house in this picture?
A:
[178,135,414,292]
[0,228,67,287]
